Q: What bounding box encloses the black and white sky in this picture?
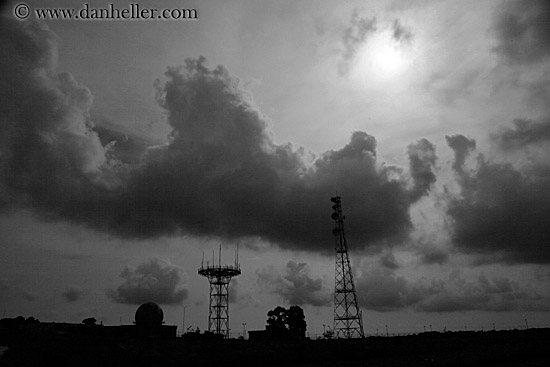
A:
[1,0,549,335]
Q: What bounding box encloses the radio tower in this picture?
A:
[330,196,365,338]
[198,244,241,338]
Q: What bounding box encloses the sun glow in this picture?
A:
[372,41,407,75]
[352,32,412,84]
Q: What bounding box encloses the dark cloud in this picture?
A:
[107,258,188,305]
[0,19,111,210]
[408,138,437,201]
[446,131,550,264]
[356,267,437,312]
[418,246,449,265]
[417,273,549,312]
[379,252,400,270]
[0,278,36,302]
[493,118,550,151]
[93,121,155,165]
[62,286,82,302]
[257,261,331,307]
[492,0,550,64]
[356,268,548,312]
[445,134,476,174]
[391,19,413,44]
[0,19,436,253]
[338,10,377,75]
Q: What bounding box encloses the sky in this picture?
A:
[1,0,549,337]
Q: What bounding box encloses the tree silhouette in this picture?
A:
[286,305,306,333]
[0,316,40,330]
[25,316,39,324]
[266,306,287,331]
[81,317,97,326]
[266,305,306,333]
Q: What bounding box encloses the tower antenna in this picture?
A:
[330,195,365,338]
[199,244,241,338]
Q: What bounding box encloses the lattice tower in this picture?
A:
[198,245,241,338]
[331,196,365,338]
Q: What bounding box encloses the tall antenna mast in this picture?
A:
[330,196,365,338]
[198,244,241,338]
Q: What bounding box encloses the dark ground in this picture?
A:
[1,328,549,366]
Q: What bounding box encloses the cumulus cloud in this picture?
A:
[93,119,155,165]
[62,286,82,302]
[257,261,331,307]
[107,258,188,305]
[446,130,550,264]
[0,19,116,211]
[492,0,550,64]
[338,10,377,75]
[356,267,548,312]
[445,135,476,174]
[0,19,436,253]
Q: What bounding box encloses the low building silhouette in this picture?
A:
[0,303,176,340]
[248,329,306,341]
[134,302,175,338]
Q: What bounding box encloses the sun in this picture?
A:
[352,31,411,83]
[372,39,407,76]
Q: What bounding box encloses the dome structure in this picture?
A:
[135,302,164,327]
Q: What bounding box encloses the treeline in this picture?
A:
[0,316,40,329]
